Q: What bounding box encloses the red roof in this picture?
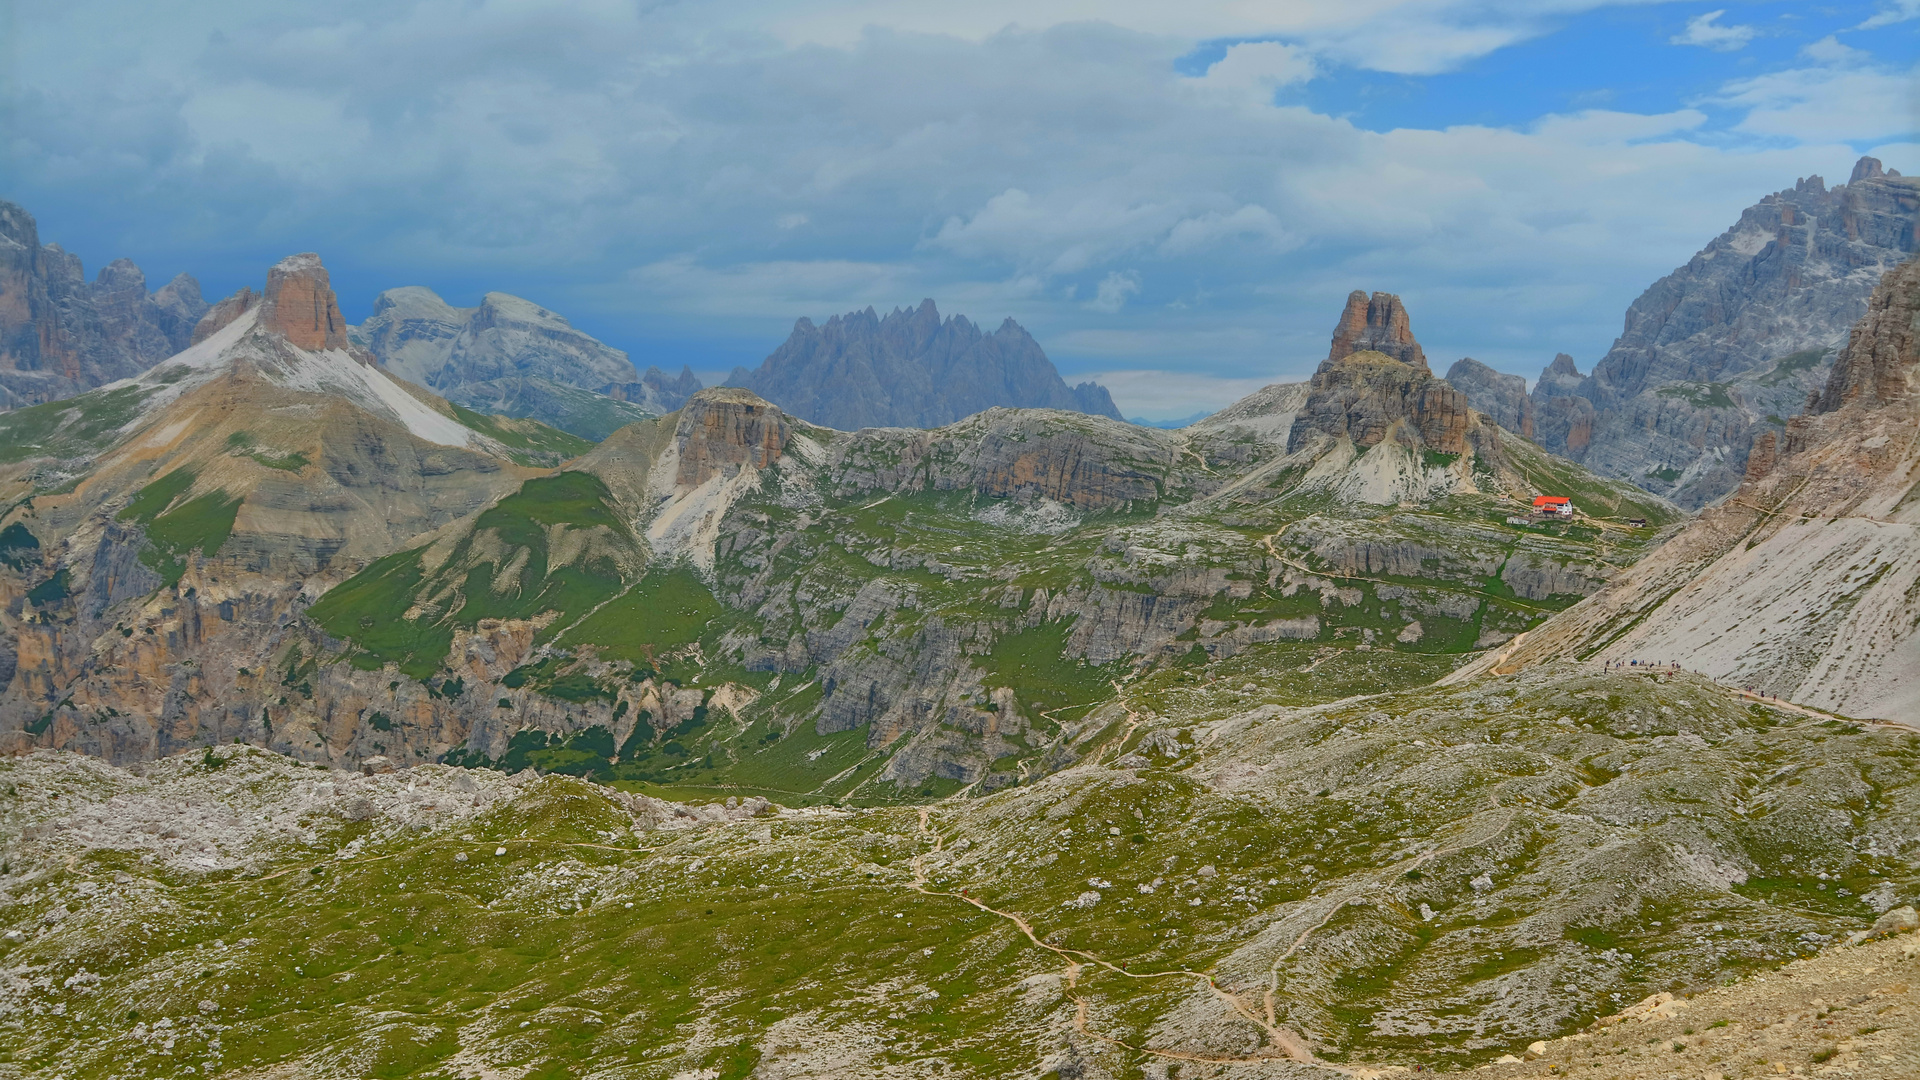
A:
[1533,496,1571,506]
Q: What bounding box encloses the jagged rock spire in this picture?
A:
[1328,290,1427,371]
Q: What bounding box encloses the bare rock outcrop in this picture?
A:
[1329,290,1427,369]
[259,253,351,351]
[671,387,791,488]
[1810,251,1920,412]
[190,287,258,344]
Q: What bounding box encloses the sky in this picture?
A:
[3,1,1915,420]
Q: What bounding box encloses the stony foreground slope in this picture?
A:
[1474,256,1920,724]
[3,662,1916,1078]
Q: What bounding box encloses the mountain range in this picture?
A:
[1519,156,1918,509]
[350,286,703,440]
[0,201,209,410]
[3,237,1920,1077]
[725,299,1123,429]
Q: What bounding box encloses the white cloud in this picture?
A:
[1670,10,1756,51]
[1715,43,1918,143]
[1088,271,1142,313]
[3,0,1901,389]
[1858,1,1920,29]
[1194,41,1315,106]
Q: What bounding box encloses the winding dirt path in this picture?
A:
[906,807,1324,1068]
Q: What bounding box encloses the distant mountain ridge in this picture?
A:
[1527,156,1919,508]
[352,286,703,439]
[725,299,1122,429]
[0,200,209,410]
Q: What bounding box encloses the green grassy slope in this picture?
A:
[7,663,1915,1077]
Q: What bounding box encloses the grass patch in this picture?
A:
[559,568,724,665]
[0,384,151,465]
[116,469,241,587]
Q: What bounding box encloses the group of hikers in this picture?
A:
[1600,657,1785,703]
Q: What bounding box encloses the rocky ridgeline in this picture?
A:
[0,201,209,409]
[352,285,690,439]
[1528,157,1919,508]
[0,278,1675,791]
[726,298,1122,430]
[1445,356,1533,438]
[1479,256,1920,722]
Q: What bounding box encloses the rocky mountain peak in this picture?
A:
[1542,353,1581,380]
[0,199,211,408]
[259,253,350,352]
[1289,292,1480,459]
[1851,155,1897,184]
[1328,289,1427,371]
[726,300,1122,430]
[1522,160,1920,508]
[1443,357,1533,438]
[671,387,792,489]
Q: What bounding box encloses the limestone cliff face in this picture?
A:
[1474,258,1920,722]
[1444,357,1533,438]
[1529,158,1919,508]
[670,388,791,489]
[1289,351,1478,454]
[1811,252,1920,413]
[259,253,352,351]
[1530,354,1594,453]
[825,409,1185,511]
[726,299,1122,430]
[1328,290,1426,369]
[0,200,208,408]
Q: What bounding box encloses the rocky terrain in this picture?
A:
[352,286,694,439]
[1528,157,1919,509]
[725,299,1123,430]
[0,252,589,761]
[0,283,1674,799]
[1481,928,1920,1080]
[1474,255,1920,724]
[2,657,1915,1078]
[0,200,209,410]
[1446,357,1533,438]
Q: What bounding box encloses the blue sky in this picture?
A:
[3,0,1915,419]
